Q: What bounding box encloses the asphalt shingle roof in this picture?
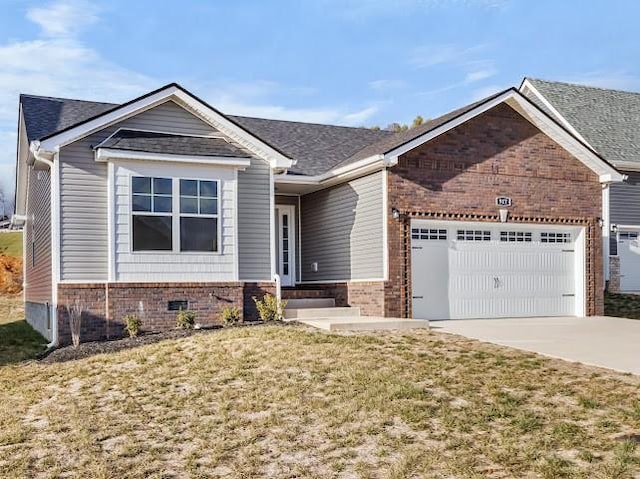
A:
[19,93,392,175]
[20,94,116,142]
[96,129,251,158]
[229,116,393,176]
[524,78,640,166]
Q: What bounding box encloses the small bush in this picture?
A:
[220,306,241,325]
[176,310,196,329]
[65,301,85,348]
[253,294,287,322]
[123,314,141,338]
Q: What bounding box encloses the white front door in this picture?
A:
[618,231,640,291]
[411,220,584,320]
[276,205,296,287]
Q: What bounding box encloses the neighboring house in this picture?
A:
[520,78,640,293]
[15,83,623,345]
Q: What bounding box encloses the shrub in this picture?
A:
[220,305,241,325]
[65,301,85,348]
[123,314,141,338]
[253,294,287,322]
[176,310,196,329]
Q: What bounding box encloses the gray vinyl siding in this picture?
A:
[238,158,272,280]
[300,171,384,281]
[24,165,52,303]
[59,100,225,281]
[610,172,640,225]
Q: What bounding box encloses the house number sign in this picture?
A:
[496,196,512,207]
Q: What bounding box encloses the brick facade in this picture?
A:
[56,281,274,346]
[384,103,604,318]
[608,256,621,293]
[282,281,385,316]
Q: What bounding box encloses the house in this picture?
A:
[14,83,624,346]
[520,78,640,293]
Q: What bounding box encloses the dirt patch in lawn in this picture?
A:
[2,325,640,478]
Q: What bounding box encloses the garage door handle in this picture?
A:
[412,296,424,299]
[412,246,423,250]
[562,249,574,252]
[562,294,575,297]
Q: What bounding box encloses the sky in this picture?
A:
[0,0,639,197]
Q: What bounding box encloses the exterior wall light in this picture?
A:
[391,207,401,220]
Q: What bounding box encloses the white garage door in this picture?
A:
[411,220,585,320]
[618,231,640,292]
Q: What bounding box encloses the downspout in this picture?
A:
[30,141,57,348]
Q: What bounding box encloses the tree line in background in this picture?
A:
[370,115,428,132]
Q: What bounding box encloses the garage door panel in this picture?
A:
[619,234,640,291]
[411,221,582,320]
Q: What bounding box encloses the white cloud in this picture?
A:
[208,93,378,126]
[465,68,496,83]
[26,0,100,38]
[369,79,407,91]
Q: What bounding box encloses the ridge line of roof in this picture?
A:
[20,93,118,105]
[525,77,640,96]
[230,114,392,132]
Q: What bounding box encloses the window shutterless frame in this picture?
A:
[129,174,222,255]
[130,175,173,252]
[178,178,220,253]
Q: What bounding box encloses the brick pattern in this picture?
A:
[57,282,274,346]
[282,282,385,315]
[282,284,348,306]
[385,103,604,318]
[609,256,621,293]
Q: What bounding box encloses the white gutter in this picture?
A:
[29,140,58,348]
[275,154,390,186]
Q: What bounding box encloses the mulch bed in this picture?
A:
[40,321,280,364]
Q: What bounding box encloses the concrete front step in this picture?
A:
[283,306,360,320]
[285,298,336,309]
[299,317,430,332]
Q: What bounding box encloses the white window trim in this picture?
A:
[129,174,222,255]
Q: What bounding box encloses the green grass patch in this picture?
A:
[0,231,22,258]
[0,295,47,364]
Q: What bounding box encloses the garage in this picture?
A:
[411,220,585,320]
[618,230,640,291]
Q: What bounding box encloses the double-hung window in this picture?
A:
[132,176,173,251]
[179,179,219,252]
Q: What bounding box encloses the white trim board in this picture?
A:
[519,79,593,148]
[35,84,294,170]
[95,148,251,168]
[276,89,624,190]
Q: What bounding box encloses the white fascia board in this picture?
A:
[37,84,294,170]
[519,79,593,148]
[39,86,182,151]
[274,154,387,186]
[170,89,293,169]
[382,90,517,162]
[610,161,640,172]
[95,148,251,168]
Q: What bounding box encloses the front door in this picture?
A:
[276,205,296,286]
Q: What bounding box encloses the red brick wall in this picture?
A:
[56,282,274,346]
[282,282,385,316]
[385,103,604,318]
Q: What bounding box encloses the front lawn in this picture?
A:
[605,292,640,319]
[0,295,47,365]
[1,325,640,478]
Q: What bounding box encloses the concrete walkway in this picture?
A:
[434,316,640,375]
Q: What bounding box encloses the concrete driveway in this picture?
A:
[433,316,640,375]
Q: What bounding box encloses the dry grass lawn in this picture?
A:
[2,321,640,478]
